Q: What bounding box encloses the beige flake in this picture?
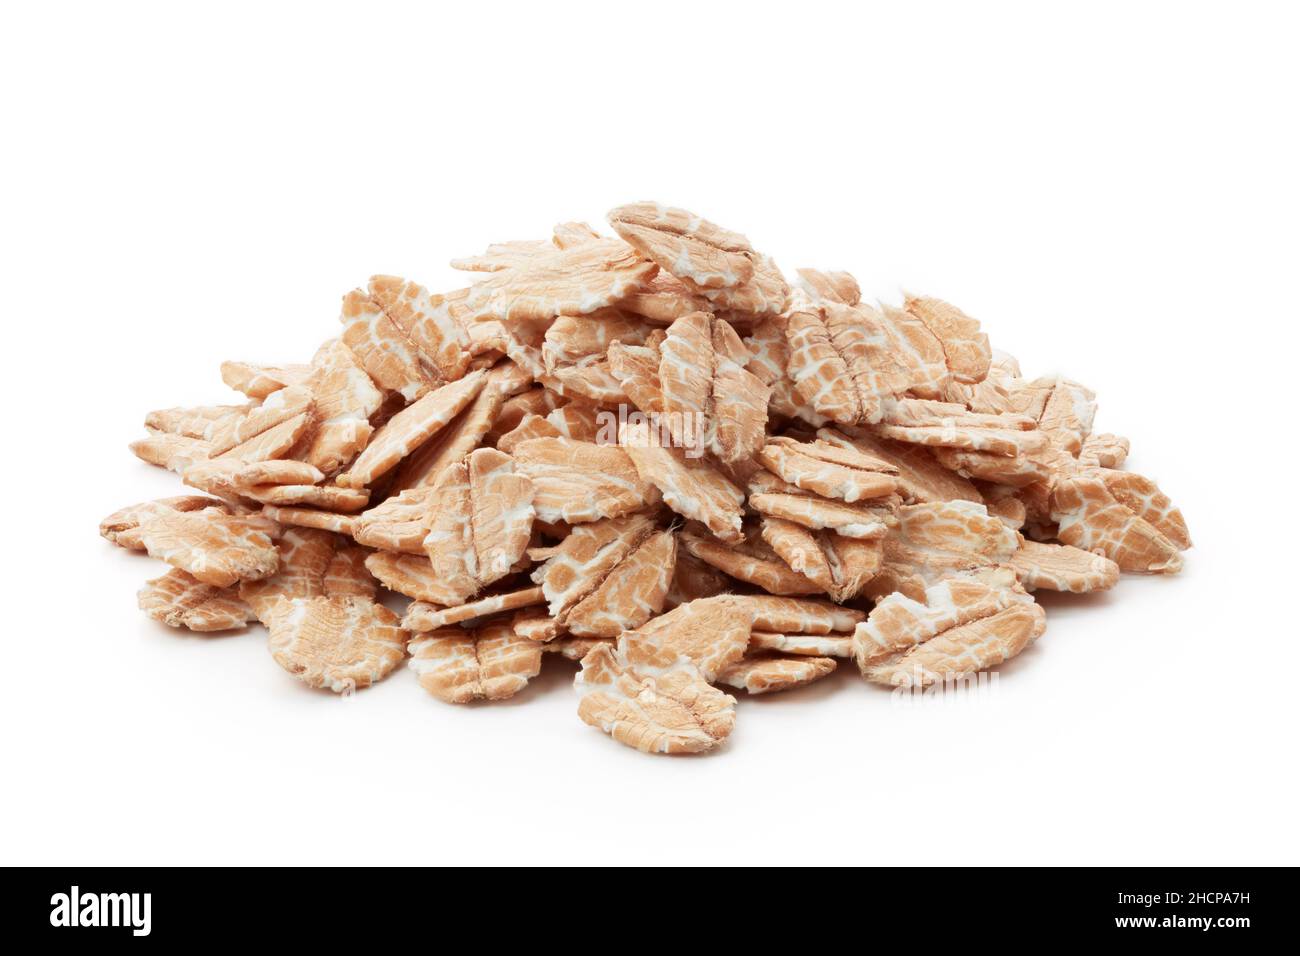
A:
[575,643,736,754]
[339,275,471,401]
[464,238,656,323]
[101,495,229,551]
[138,568,256,632]
[618,419,744,541]
[403,585,547,632]
[409,622,543,703]
[512,436,659,524]
[716,654,837,695]
[337,370,486,488]
[266,596,408,693]
[136,508,280,588]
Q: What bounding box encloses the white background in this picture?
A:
[2,1,1297,866]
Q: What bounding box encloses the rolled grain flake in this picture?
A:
[265,596,408,694]
[207,385,314,457]
[365,551,465,605]
[136,508,280,588]
[138,568,256,632]
[760,515,882,602]
[403,586,547,632]
[679,525,823,596]
[618,595,752,683]
[238,527,336,622]
[408,622,543,704]
[1050,469,1187,573]
[512,436,659,524]
[323,545,377,600]
[608,202,755,290]
[817,427,982,505]
[863,601,1044,689]
[261,505,356,537]
[716,654,837,695]
[902,294,992,384]
[220,361,311,399]
[130,429,211,474]
[351,486,435,554]
[1009,538,1120,593]
[463,238,656,323]
[339,275,471,401]
[618,419,745,542]
[337,369,486,488]
[563,529,676,638]
[723,595,864,634]
[749,631,854,657]
[101,495,229,551]
[853,574,1030,669]
[757,436,898,503]
[575,643,736,755]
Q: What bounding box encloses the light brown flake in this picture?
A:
[564,530,676,638]
[294,339,385,475]
[238,527,337,622]
[145,402,245,439]
[618,419,744,542]
[575,643,736,754]
[265,596,408,693]
[220,361,312,399]
[902,294,992,384]
[679,525,823,596]
[853,574,1029,669]
[716,654,837,695]
[323,545,376,600]
[351,485,435,554]
[748,490,894,539]
[618,271,713,322]
[408,622,543,703]
[261,505,356,536]
[796,268,861,305]
[136,508,280,588]
[207,385,314,457]
[1079,433,1130,469]
[872,398,1045,458]
[512,436,659,524]
[867,500,1020,601]
[421,448,535,602]
[387,362,521,492]
[101,495,229,551]
[862,601,1043,688]
[339,275,472,401]
[722,595,865,634]
[756,436,898,503]
[130,429,212,473]
[138,568,256,632]
[365,550,465,604]
[1051,469,1187,574]
[618,595,753,683]
[464,238,656,323]
[403,585,547,632]
[759,516,882,602]
[529,513,658,618]
[608,202,755,290]
[749,631,854,657]
[817,427,981,505]
[1010,538,1120,593]
[337,369,486,488]
[213,411,313,464]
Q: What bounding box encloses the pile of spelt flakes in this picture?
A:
[101,202,1191,755]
